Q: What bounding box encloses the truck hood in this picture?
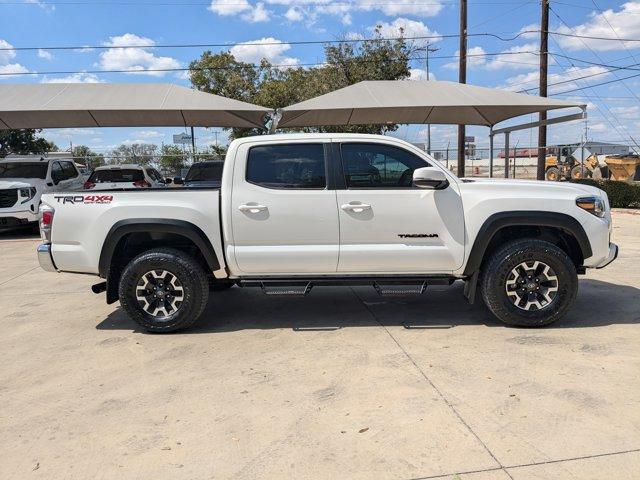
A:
[461,177,604,197]
[0,179,38,190]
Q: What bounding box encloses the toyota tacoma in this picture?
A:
[36,134,618,332]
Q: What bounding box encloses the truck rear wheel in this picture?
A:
[118,248,209,332]
[479,239,577,327]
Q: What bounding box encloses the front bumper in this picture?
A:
[0,209,39,227]
[595,243,618,269]
[37,243,58,272]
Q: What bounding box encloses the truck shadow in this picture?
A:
[96,278,640,334]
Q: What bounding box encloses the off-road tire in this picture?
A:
[571,165,591,180]
[480,239,577,327]
[119,248,209,332]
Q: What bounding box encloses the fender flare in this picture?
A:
[462,211,592,277]
[98,218,220,278]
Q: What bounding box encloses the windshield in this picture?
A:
[88,169,144,183]
[185,163,223,182]
[0,162,48,179]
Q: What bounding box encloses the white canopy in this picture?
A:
[278,80,584,128]
[0,83,270,130]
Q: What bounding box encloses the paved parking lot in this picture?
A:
[1,210,639,480]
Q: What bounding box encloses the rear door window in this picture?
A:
[246,144,326,189]
[88,169,144,183]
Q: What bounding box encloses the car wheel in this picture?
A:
[480,239,578,327]
[118,248,209,332]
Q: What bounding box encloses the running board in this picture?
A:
[260,282,313,297]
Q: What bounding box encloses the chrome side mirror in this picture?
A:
[413,167,449,190]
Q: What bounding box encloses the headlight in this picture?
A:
[576,195,605,218]
[19,187,37,204]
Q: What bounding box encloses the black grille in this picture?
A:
[0,189,18,208]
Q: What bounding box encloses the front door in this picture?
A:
[230,140,339,274]
[335,141,465,274]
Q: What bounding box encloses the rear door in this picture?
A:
[229,140,339,274]
[335,140,465,274]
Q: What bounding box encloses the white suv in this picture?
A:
[0,155,83,229]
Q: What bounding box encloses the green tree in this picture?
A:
[72,145,104,170]
[189,27,420,138]
[109,143,158,165]
[159,144,187,173]
[198,144,227,161]
[0,129,58,157]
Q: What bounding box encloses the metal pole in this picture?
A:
[504,132,510,179]
[457,0,467,177]
[489,129,494,178]
[190,126,196,163]
[425,44,439,155]
[537,0,549,180]
[581,106,587,178]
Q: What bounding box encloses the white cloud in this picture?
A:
[502,66,612,95]
[241,2,270,22]
[41,72,103,83]
[0,39,17,64]
[25,0,55,11]
[556,2,640,51]
[485,42,539,70]
[444,46,487,69]
[611,105,640,119]
[230,37,299,67]
[98,33,181,76]
[209,0,251,15]
[210,0,443,22]
[37,49,53,61]
[408,68,435,81]
[137,130,165,139]
[518,23,539,40]
[0,39,28,79]
[285,6,303,21]
[371,18,441,45]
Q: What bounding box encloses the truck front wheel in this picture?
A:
[480,239,578,327]
[118,248,209,332]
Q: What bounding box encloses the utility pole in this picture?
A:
[457,0,467,177]
[425,43,439,155]
[537,0,549,180]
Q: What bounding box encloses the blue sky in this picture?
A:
[1,0,639,155]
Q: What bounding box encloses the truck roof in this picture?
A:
[229,133,420,150]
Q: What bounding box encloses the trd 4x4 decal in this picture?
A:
[54,195,113,204]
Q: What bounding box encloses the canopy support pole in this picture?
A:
[504,132,510,179]
[489,127,494,178]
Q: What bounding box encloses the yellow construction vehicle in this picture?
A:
[545,145,600,181]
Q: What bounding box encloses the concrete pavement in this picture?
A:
[1,210,639,480]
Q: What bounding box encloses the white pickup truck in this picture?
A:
[37,134,618,332]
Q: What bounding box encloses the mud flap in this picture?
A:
[464,270,479,304]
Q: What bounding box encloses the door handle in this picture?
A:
[341,203,371,213]
[238,204,268,214]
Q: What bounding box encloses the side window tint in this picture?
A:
[247,144,326,189]
[51,162,64,183]
[341,143,430,189]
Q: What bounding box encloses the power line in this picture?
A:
[0,50,542,77]
[0,31,540,53]
[0,0,538,5]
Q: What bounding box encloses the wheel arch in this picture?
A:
[99,219,219,304]
[463,211,592,278]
